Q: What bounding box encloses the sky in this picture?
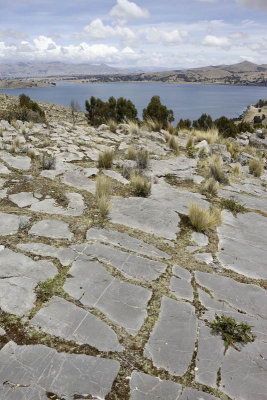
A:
[0,0,266,69]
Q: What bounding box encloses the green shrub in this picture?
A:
[220,198,247,213]
[209,314,254,349]
[142,96,174,129]
[192,113,213,131]
[176,118,191,130]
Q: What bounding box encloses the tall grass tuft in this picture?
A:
[95,175,112,219]
[189,202,222,232]
[209,155,228,184]
[249,158,263,177]
[130,175,152,197]
[168,135,179,153]
[191,128,219,144]
[98,150,114,169]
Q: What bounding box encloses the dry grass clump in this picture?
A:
[168,135,179,153]
[127,146,137,160]
[98,150,114,169]
[198,146,208,159]
[106,119,118,133]
[189,202,222,232]
[227,141,240,160]
[209,155,229,184]
[95,175,112,219]
[126,120,140,135]
[202,178,218,196]
[130,175,152,197]
[167,122,176,135]
[232,163,241,175]
[249,158,263,177]
[142,117,163,132]
[191,128,219,144]
[136,148,149,169]
[28,148,36,160]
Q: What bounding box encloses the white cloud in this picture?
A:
[202,35,231,48]
[83,19,137,44]
[0,29,27,39]
[236,0,267,10]
[109,0,150,22]
[140,26,188,45]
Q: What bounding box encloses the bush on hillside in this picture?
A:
[176,118,191,130]
[142,96,174,129]
[192,113,213,131]
[85,96,137,126]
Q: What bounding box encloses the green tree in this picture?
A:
[192,113,213,131]
[142,96,174,128]
[215,116,238,137]
[176,118,191,130]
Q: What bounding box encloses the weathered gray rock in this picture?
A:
[218,189,267,214]
[180,388,220,400]
[172,265,191,281]
[86,227,170,259]
[145,296,197,376]
[238,152,254,165]
[130,371,182,400]
[72,243,167,281]
[0,151,31,170]
[191,232,208,247]
[150,155,197,178]
[220,341,267,400]
[103,169,129,184]
[195,272,267,319]
[196,323,225,387]
[29,219,73,241]
[0,247,57,315]
[31,296,123,351]
[111,196,180,240]
[216,211,267,279]
[0,341,120,400]
[0,327,5,335]
[0,212,30,235]
[9,192,39,208]
[64,259,152,335]
[0,162,10,174]
[194,252,213,264]
[17,242,77,266]
[61,171,96,193]
[169,277,193,301]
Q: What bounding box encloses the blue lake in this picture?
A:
[1,81,266,122]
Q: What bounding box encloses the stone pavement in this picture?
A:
[0,118,266,399]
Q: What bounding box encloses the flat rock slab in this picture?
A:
[130,371,182,400]
[150,156,197,177]
[61,171,96,193]
[0,151,31,170]
[29,219,73,241]
[30,193,84,216]
[72,243,167,281]
[0,327,5,335]
[0,247,57,315]
[64,258,152,335]
[31,296,123,352]
[0,341,120,400]
[0,162,10,174]
[172,265,191,281]
[9,192,39,208]
[169,276,193,301]
[150,181,209,215]
[217,211,267,279]
[86,227,170,259]
[220,341,267,400]
[196,323,225,387]
[145,296,197,376]
[191,232,208,247]
[195,271,267,320]
[219,188,267,214]
[194,252,213,264]
[0,212,30,235]
[111,196,180,240]
[180,389,220,400]
[17,242,77,266]
[103,169,129,184]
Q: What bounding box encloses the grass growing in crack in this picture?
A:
[95,174,112,219]
[201,177,218,197]
[35,266,69,303]
[209,314,254,349]
[136,149,149,170]
[168,135,179,153]
[189,202,222,232]
[220,198,247,214]
[209,155,229,184]
[98,150,114,169]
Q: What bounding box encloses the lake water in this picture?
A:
[1,81,266,122]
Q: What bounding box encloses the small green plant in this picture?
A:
[209,314,254,349]
[98,150,114,169]
[220,198,247,213]
[249,158,263,177]
[189,202,222,232]
[130,175,152,197]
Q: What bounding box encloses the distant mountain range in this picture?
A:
[84,61,267,86]
[0,62,130,78]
